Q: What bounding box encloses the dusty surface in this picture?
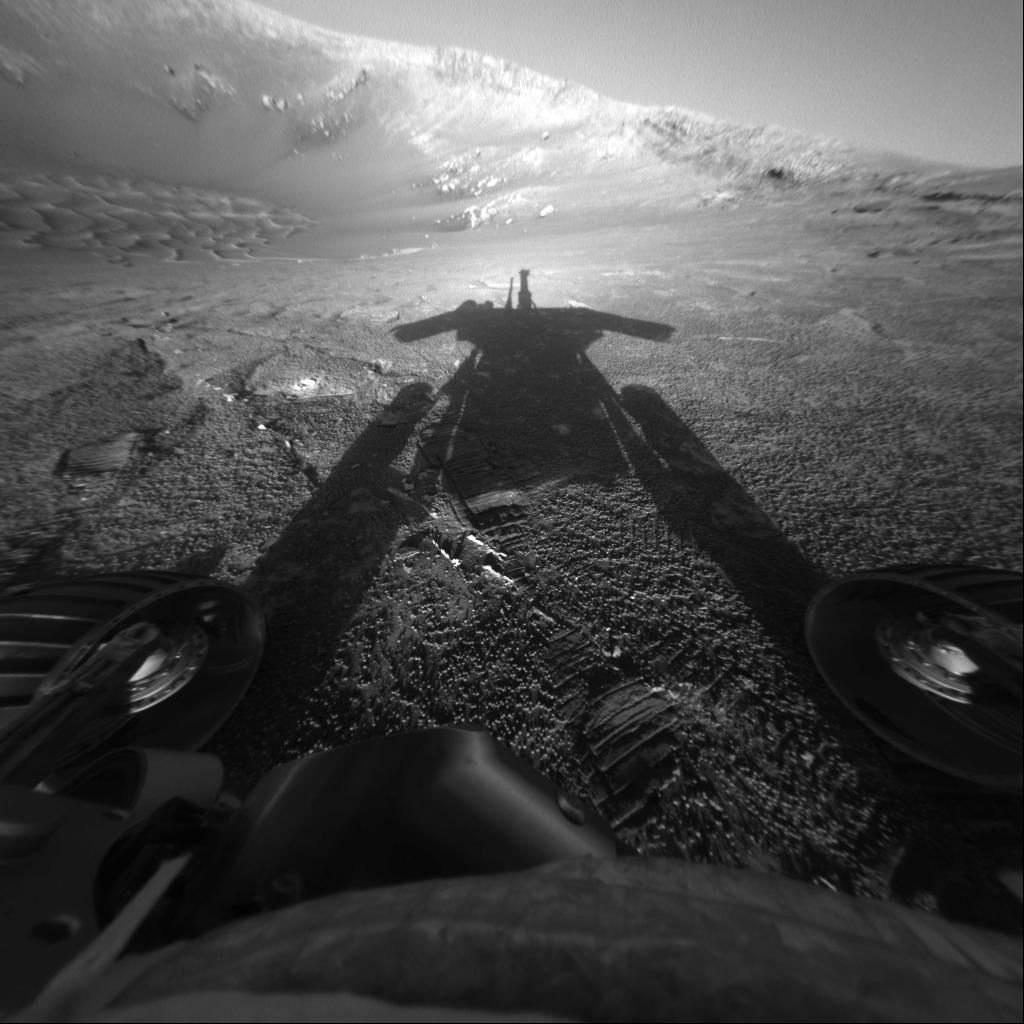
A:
[2,186,1021,927]
[0,0,1021,936]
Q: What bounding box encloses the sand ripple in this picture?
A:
[0,169,314,262]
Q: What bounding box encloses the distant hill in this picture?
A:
[0,0,1018,259]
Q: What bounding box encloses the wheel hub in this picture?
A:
[122,625,209,714]
[805,563,1023,789]
[876,612,983,704]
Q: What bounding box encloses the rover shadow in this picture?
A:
[392,303,676,345]
[217,298,824,786]
[395,302,824,634]
[392,304,678,525]
[616,384,826,638]
[211,377,457,785]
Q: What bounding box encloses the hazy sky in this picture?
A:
[253,0,1022,168]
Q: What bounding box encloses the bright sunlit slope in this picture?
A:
[0,0,1019,260]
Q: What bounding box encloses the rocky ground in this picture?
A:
[1,179,1021,931]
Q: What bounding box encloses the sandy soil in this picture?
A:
[1,175,1021,931]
